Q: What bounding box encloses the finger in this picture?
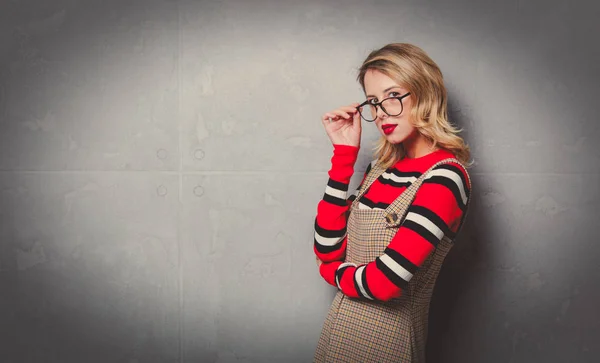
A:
[335,109,357,117]
[323,112,342,120]
[323,108,356,122]
[353,109,361,127]
[323,117,339,127]
[341,105,360,112]
[332,110,352,119]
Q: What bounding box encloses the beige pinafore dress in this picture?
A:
[314,157,472,363]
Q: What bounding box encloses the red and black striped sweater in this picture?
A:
[314,144,471,302]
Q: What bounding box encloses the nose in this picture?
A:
[375,104,387,120]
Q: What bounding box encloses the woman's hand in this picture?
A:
[321,103,362,148]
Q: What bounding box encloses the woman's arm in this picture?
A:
[320,162,471,301]
[313,144,370,263]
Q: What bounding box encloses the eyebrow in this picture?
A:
[366,86,403,98]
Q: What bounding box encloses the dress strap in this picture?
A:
[382,158,472,230]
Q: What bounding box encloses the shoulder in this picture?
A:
[425,160,472,198]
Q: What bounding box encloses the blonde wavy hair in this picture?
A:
[357,43,473,169]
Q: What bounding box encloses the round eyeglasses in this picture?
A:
[356,92,411,122]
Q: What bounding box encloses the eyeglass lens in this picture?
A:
[360,98,404,121]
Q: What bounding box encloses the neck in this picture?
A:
[402,132,438,159]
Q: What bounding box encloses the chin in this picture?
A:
[383,134,406,144]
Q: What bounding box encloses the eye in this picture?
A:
[389,91,401,97]
[368,98,378,104]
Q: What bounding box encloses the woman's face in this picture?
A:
[362,69,417,144]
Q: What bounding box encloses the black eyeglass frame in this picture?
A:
[356,92,411,122]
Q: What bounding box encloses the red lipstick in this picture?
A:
[382,124,397,135]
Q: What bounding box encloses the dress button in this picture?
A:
[386,213,399,224]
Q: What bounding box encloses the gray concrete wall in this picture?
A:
[0,0,598,362]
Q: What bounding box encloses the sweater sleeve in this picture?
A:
[313,144,369,265]
[321,162,471,301]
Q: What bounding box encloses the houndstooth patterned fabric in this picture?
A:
[314,158,472,363]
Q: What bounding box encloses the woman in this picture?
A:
[312,43,473,362]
